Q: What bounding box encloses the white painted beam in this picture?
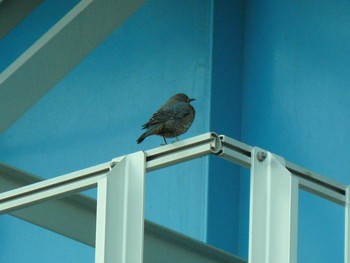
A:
[95,152,145,263]
[0,0,145,132]
[249,148,298,263]
[345,186,350,263]
[0,158,245,263]
[0,0,44,40]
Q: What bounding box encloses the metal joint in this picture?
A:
[257,151,267,162]
[145,132,221,172]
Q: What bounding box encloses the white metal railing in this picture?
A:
[0,132,348,263]
[249,148,298,262]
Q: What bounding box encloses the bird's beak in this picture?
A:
[189,98,195,102]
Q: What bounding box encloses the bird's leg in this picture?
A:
[162,137,168,145]
[171,137,180,144]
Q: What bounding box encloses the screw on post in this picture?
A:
[110,160,118,169]
[257,151,267,162]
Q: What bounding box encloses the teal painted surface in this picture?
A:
[0,215,93,262]
[0,0,212,262]
[1,0,350,262]
[0,0,80,73]
[241,0,350,261]
[208,0,245,255]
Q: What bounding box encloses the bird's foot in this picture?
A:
[171,137,180,143]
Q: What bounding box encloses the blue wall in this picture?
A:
[208,0,244,254]
[1,0,350,262]
[0,0,213,262]
[242,1,350,261]
[0,0,80,73]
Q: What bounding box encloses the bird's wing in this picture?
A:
[143,103,191,128]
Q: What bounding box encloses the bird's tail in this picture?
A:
[137,131,150,144]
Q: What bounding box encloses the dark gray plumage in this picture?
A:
[137,93,195,144]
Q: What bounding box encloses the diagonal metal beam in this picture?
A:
[0,0,44,40]
[0,0,145,132]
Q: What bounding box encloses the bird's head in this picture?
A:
[172,93,195,103]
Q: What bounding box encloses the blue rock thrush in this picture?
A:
[137,93,195,144]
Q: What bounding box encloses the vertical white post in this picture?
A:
[95,151,145,263]
[249,147,298,263]
[345,186,350,263]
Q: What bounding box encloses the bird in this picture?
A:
[137,93,196,144]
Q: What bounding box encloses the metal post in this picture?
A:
[95,151,145,263]
[249,147,299,263]
[345,186,350,263]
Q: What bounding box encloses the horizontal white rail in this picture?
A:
[0,132,348,263]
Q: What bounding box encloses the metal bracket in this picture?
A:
[95,152,145,263]
[345,186,350,263]
[145,132,221,172]
[249,147,298,263]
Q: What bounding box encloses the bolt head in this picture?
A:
[257,151,267,162]
[110,161,117,168]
